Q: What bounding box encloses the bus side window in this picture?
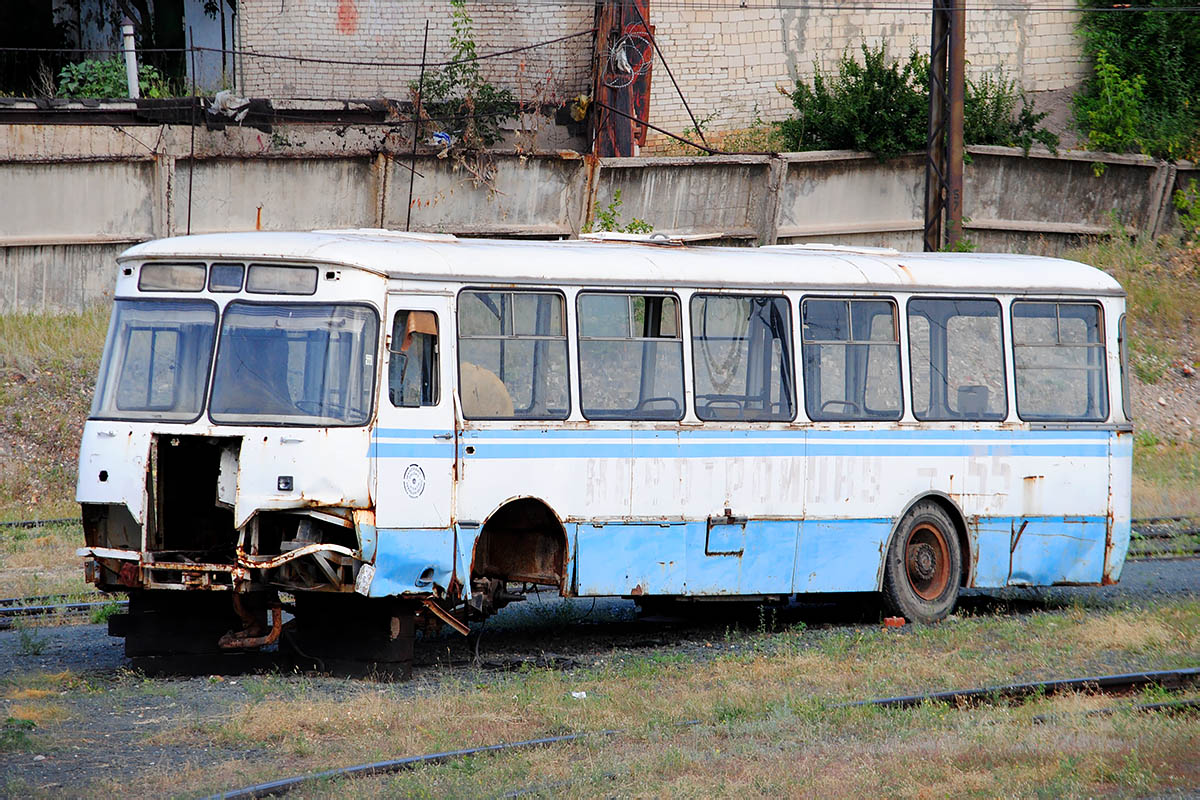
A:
[456,290,568,420]
[389,310,439,408]
[801,298,901,421]
[577,292,684,420]
[690,294,795,422]
[1012,301,1108,421]
[907,298,1006,421]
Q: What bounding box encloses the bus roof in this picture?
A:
[120,230,1125,297]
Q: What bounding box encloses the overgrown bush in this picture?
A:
[57,58,169,99]
[412,0,518,148]
[777,45,928,159]
[778,44,1058,159]
[1074,0,1200,160]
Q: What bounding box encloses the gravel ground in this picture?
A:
[1,559,1196,798]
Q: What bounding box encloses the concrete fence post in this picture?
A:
[759,156,785,246]
[1147,163,1178,240]
[373,152,390,229]
[155,154,175,238]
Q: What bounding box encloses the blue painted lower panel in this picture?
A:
[575,522,687,595]
[1007,516,1107,586]
[368,515,1112,598]
[686,520,798,594]
[793,518,893,593]
[971,517,1108,587]
[368,528,456,597]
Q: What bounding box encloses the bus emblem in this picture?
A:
[403,464,426,498]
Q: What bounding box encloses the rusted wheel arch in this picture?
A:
[470,496,569,591]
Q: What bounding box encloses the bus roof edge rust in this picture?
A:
[119,231,1126,297]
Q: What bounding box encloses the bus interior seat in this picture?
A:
[957,385,989,417]
[460,362,515,418]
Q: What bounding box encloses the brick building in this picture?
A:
[235,1,1087,148]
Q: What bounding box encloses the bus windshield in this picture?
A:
[209,302,378,426]
[90,299,218,422]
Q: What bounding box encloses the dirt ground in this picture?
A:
[0,558,1196,798]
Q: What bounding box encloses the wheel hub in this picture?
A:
[908,542,937,581]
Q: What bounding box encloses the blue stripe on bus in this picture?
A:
[374,427,1111,442]
[371,428,1111,458]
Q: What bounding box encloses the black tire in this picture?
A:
[882,501,962,624]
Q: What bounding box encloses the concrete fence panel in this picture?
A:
[0,159,158,245]
[392,153,589,238]
[595,156,774,243]
[964,146,1168,253]
[172,156,380,236]
[775,152,926,249]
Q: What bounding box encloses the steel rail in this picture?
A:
[841,667,1200,710]
[0,599,127,619]
[208,667,1199,797]
[206,730,623,800]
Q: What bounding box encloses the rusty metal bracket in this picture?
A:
[421,597,470,636]
[218,603,282,650]
[237,542,358,570]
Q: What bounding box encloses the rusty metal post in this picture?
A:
[405,21,429,232]
[922,0,949,252]
[945,0,966,249]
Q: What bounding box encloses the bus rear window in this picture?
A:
[1012,301,1108,421]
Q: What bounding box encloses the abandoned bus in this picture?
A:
[76,230,1132,672]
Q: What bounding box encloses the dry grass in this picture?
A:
[4,701,68,725]
[0,306,110,373]
[1068,233,1200,360]
[0,522,92,599]
[113,598,1200,799]
[1132,439,1200,518]
[0,307,107,522]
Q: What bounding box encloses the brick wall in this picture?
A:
[236,1,594,102]
[236,1,1087,148]
[644,0,1087,150]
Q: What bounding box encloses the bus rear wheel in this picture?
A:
[883,501,961,624]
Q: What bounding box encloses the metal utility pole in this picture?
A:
[923,0,965,251]
[592,0,653,157]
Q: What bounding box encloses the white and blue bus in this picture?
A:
[76,230,1132,669]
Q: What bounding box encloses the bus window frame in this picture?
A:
[799,294,904,422]
[688,291,797,423]
[207,299,382,428]
[1118,312,1131,422]
[1010,299,1109,424]
[905,295,1009,423]
[575,289,686,422]
[455,287,572,421]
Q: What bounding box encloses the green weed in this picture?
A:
[0,717,37,752]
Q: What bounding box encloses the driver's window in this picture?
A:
[389,310,439,407]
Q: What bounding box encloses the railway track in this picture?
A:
[0,595,126,629]
[207,666,1200,799]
